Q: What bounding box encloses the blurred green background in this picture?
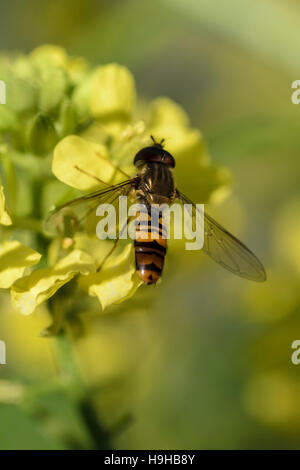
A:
[1,0,300,450]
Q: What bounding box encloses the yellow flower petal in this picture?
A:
[78,243,142,311]
[74,234,114,264]
[147,99,232,202]
[0,241,41,288]
[90,64,136,119]
[11,249,95,315]
[0,183,12,225]
[52,135,122,191]
[150,97,190,128]
[177,164,232,204]
[148,97,204,155]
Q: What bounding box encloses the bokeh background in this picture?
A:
[1,0,300,449]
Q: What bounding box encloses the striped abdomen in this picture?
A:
[134,210,167,285]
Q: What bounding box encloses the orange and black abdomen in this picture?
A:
[134,211,167,285]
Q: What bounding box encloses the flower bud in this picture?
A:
[26,113,58,156]
[90,64,136,120]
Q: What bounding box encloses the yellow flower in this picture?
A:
[0,46,231,317]
[78,242,142,311]
[11,249,95,315]
[47,63,230,313]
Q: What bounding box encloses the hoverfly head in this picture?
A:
[134,136,175,168]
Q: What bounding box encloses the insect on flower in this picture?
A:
[45,136,267,285]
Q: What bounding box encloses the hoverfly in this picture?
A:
[45,136,266,285]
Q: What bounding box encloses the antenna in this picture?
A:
[150,135,165,147]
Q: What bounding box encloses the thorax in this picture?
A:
[137,162,176,205]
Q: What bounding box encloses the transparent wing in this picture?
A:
[177,191,267,282]
[44,179,135,237]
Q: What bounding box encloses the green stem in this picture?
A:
[55,330,114,450]
[12,216,44,234]
[0,153,18,214]
[47,298,114,450]
[79,399,114,450]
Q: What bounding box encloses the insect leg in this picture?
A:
[95,152,131,178]
[96,216,134,273]
[74,165,113,187]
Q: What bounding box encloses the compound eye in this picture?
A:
[164,152,175,168]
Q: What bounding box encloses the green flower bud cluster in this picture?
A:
[0,45,89,155]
